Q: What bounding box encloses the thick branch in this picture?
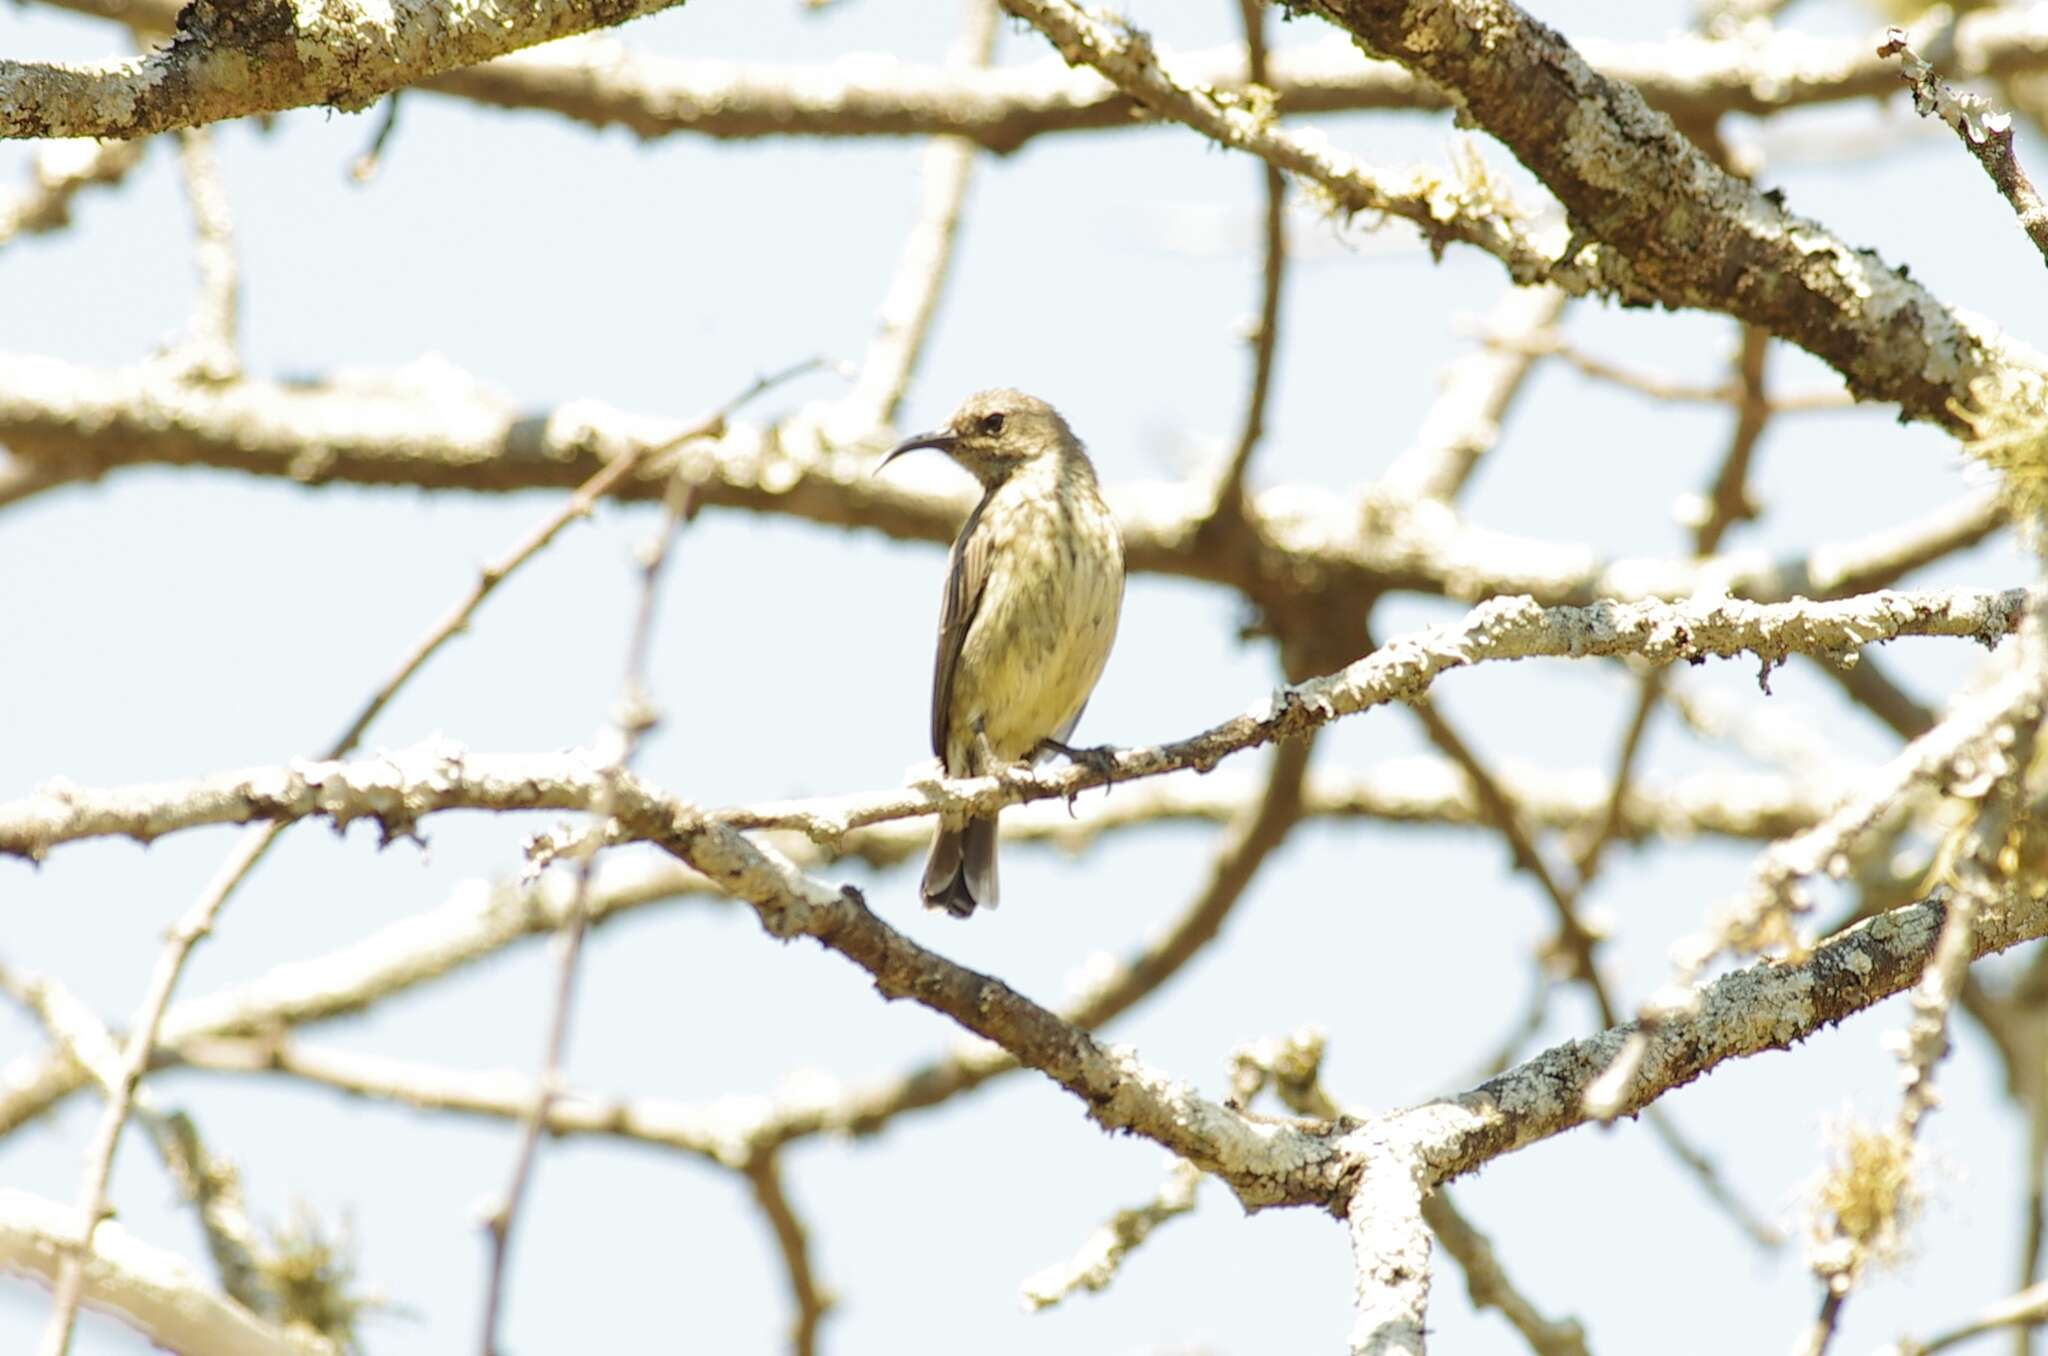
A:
[38,1,2048,151]
[0,356,2006,610]
[0,759,1833,1140]
[1279,0,2048,430]
[0,0,690,141]
[1390,887,2048,1186]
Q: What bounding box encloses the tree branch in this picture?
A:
[38,1,2048,153]
[0,1189,332,1356]
[1019,1159,1200,1310]
[0,0,691,141]
[1277,0,2048,431]
[0,136,146,246]
[1380,285,1565,503]
[0,355,2006,610]
[1882,28,2048,270]
[1,588,2022,863]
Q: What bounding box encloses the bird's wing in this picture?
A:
[932,493,995,764]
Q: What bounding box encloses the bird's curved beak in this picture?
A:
[874,428,958,476]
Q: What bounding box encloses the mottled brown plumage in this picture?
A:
[877,389,1125,916]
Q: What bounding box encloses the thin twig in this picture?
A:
[349,92,403,183]
[1798,1289,1848,1356]
[1410,697,1617,1026]
[1888,1279,2048,1356]
[38,825,275,1356]
[1020,1159,1201,1311]
[0,137,147,247]
[476,362,816,1354]
[744,1152,833,1356]
[1574,327,1770,902]
[170,127,240,384]
[35,363,816,1356]
[0,964,271,1312]
[1814,651,1938,742]
[1642,1106,1784,1250]
[995,0,1611,293]
[1422,1191,1590,1356]
[1380,284,1566,503]
[829,0,996,436]
[1485,331,1847,414]
[1210,0,1286,517]
[1882,28,2048,269]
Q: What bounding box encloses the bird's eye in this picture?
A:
[978,412,1006,436]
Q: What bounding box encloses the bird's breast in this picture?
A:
[948,474,1125,768]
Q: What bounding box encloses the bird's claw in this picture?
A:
[1036,738,1120,816]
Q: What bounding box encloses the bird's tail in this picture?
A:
[922,816,999,917]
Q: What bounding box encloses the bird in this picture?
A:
[875,388,1125,917]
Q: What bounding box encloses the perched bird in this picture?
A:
[876,389,1125,916]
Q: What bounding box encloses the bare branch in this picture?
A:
[169,127,239,383]
[1208,0,1288,517]
[1590,652,2047,1119]
[1684,653,2041,979]
[998,0,1617,294]
[1487,330,1847,416]
[40,0,2048,153]
[1806,659,2044,1342]
[744,1153,833,1356]
[169,1034,746,1163]
[2,588,2022,864]
[1881,28,2048,269]
[39,815,279,1355]
[1883,1280,2048,1356]
[1409,697,1616,1024]
[1409,887,2048,1186]
[1020,1159,1200,1311]
[0,758,1834,1142]
[0,0,693,141]
[0,136,146,246]
[828,0,996,437]
[0,965,271,1313]
[0,355,2007,609]
[1642,1106,1784,1251]
[1422,1191,1590,1356]
[1347,1142,1431,1356]
[26,351,809,1355]
[1279,0,2048,432]
[0,1190,332,1356]
[1381,285,1566,503]
[477,366,797,1355]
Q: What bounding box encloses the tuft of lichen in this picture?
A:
[1803,1118,1920,1288]
[259,1204,374,1354]
[1956,372,2048,535]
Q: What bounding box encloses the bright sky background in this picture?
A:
[4,2,2047,1353]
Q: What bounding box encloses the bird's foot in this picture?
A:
[1034,738,1120,814]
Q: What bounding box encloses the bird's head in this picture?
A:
[876,388,1078,488]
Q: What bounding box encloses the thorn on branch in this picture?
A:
[349,93,402,184]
